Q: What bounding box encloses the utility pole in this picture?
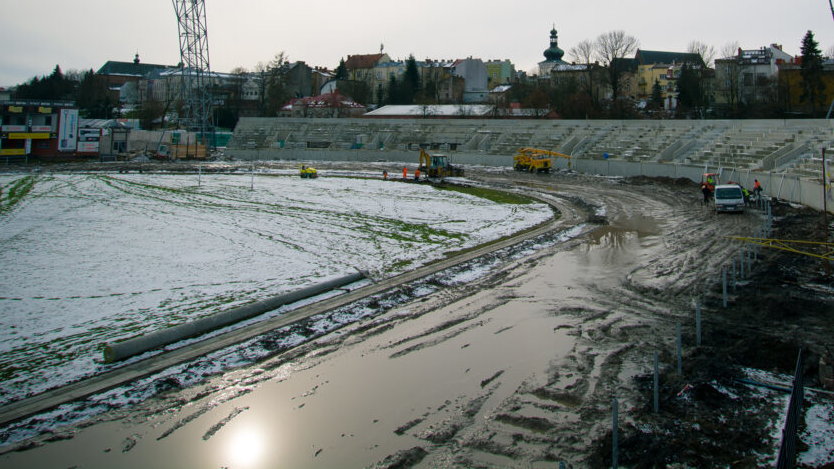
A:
[824,148,829,229]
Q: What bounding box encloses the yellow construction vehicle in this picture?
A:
[513,147,571,173]
[299,165,318,178]
[418,148,464,179]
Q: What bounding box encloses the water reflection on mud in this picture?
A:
[587,214,661,249]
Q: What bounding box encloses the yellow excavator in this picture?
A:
[418,148,464,179]
[513,147,571,173]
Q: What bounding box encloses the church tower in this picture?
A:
[538,26,567,76]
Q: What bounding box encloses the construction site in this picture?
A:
[1,1,834,468]
[0,150,831,468]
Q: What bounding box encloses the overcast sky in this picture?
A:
[1,0,832,87]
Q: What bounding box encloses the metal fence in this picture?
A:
[776,349,805,469]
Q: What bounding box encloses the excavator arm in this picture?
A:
[418,148,430,171]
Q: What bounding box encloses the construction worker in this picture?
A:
[414,168,421,181]
[383,170,388,180]
[741,185,751,206]
[753,179,763,196]
[701,184,712,205]
[402,166,407,180]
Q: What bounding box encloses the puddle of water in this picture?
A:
[0,229,659,468]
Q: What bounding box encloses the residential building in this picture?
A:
[284,62,314,98]
[420,59,463,103]
[715,44,794,110]
[312,67,334,96]
[451,58,488,103]
[279,90,365,118]
[631,50,704,109]
[371,59,406,102]
[344,53,391,85]
[96,54,175,105]
[550,62,611,104]
[778,59,834,116]
[485,59,516,89]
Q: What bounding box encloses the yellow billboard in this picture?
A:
[8,133,51,139]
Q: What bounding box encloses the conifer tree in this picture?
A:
[800,30,825,115]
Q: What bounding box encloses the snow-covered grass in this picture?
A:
[0,172,552,404]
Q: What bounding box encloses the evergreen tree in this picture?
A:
[76,69,113,118]
[677,64,703,117]
[334,59,347,80]
[386,75,401,104]
[402,55,420,104]
[14,64,76,100]
[800,30,825,115]
[651,79,663,109]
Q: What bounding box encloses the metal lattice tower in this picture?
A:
[172,0,213,138]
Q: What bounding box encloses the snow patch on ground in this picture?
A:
[0,173,552,405]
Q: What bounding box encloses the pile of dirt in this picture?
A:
[587,200,834,467]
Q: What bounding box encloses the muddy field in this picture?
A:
[0,163,832,468]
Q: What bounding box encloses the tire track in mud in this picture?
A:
[0,168,760,467]
[0,174,581,432]
[400,171,765,467]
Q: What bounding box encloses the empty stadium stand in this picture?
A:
[229,118,834,180]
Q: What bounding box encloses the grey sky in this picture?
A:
[1,0,831,87]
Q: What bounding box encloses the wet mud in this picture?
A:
[0,166,831,468]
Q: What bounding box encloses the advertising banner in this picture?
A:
[58,109,78,152]
[77,128,101,154]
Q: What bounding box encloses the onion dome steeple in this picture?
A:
[543,26,565,62]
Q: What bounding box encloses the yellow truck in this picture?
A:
[513,147,571,173]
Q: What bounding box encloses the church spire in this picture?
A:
[543,26,565,62]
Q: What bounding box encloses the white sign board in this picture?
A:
[58,109,78,152]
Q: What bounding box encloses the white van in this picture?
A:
[714,184,746,213]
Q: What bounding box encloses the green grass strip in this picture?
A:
[432,184,536,205]
[1,175,37,213]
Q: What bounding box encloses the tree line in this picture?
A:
[8,30,830,127]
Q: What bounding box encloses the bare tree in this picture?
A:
[715,41,741,115]
[569,39,601,107]
[687,40,716,67]
[827,45,834,59]
[252,52,290,116]
[719,41,741,60]
[568,39,595,65]
[595,30,639,100]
